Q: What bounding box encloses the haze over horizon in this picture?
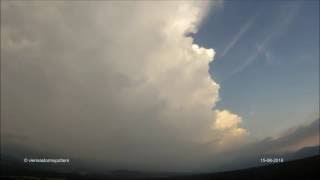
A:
[1,0,319,172]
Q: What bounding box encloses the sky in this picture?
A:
[1,0,319,173]
[193,0,319,139]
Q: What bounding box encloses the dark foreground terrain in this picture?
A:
[1,155,319,180]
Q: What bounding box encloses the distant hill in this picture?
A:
[165,155,320,180]
[210,145,320,172]
[1,155,319,179]
[287,145,319,160]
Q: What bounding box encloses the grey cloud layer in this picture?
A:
[205,119,319,172]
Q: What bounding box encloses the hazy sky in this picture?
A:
[1,0,319,172]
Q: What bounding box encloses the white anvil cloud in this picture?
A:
[1,1,247,171]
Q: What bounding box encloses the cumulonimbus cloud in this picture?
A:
[1,1,247,171]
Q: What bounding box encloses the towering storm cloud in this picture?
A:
[1,1,247,171]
